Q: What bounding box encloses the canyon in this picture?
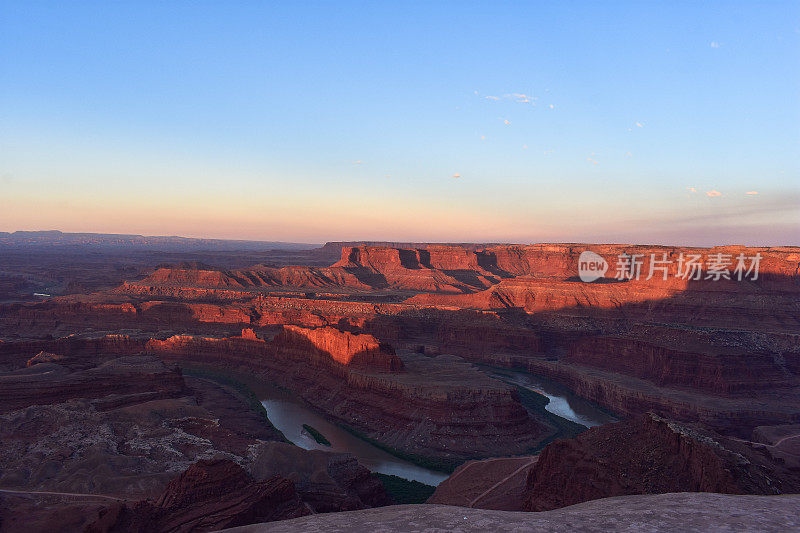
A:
[0,239,798,531]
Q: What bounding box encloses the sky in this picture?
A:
[1,1,798,245]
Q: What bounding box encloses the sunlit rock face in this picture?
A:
[275,325,404,371]
[146,328,551,462]
[1,241,798,532]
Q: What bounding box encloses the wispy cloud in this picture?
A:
[746,191,759,195]
[625,151,633,158]
[352,160,364,165]
[687,187,697,193]
[635,122,643,128]
[481,92,537,104]
[451,173,462,179]
[586,157,598,165]
[543,149,554,155]
[710,41,720,48]
[508,93,536,103]
[548,104,555,109]
[503,119,510,125]
[706,190,722,197]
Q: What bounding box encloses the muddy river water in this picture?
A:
[260,368,614,486]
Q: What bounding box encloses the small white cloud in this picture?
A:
[480,135,486,141]
[548,104,555,109]
[587,157,599,165]
[543,149,554,155]
[522,144,528,150]
[687,187,697,193]
[352,160,364,165]
[503,119,510,125]
[452,173,462,179]
[624,151,633,158]
[710,41,720,48]
[706,190,722,197]
[507,93,536,103]
[485,95,500,101]
[746,191,759,195]
[635,122,643,128]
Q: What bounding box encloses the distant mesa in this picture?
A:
[0,230,319,251]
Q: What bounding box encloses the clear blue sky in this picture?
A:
[1,1,798,245]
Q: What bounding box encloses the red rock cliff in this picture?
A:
[275,325,404,371]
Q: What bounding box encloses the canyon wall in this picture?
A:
[0,355,185,413]
[148,326,551,462]
[523,413,800,512]
[276,326,404,371]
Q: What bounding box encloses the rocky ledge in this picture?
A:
[220,493,800,533]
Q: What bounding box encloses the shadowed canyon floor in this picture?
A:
[0,239,798,531]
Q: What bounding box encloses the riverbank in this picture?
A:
[173,362,450,484]
[477,364,618,426]
[180,365,289,442]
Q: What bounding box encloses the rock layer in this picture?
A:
[148,328,550,462]
[276,326,403,371]
[523,413,800,512]
[85,459,309,533]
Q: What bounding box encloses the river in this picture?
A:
[259,368,614,487]
[489,369,617,427]
[259,384,449,486]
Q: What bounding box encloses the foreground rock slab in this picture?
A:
[222,493,800,533]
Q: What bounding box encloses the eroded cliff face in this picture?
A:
[115,244,500,298]
[522,413,800,512]
[276,325,404,371]
[148,327,551,462]
[0,334,392,531]
[566,334,797,394]
[406,273,800,332]
[0,355,186,412]
[3,242,799,474]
